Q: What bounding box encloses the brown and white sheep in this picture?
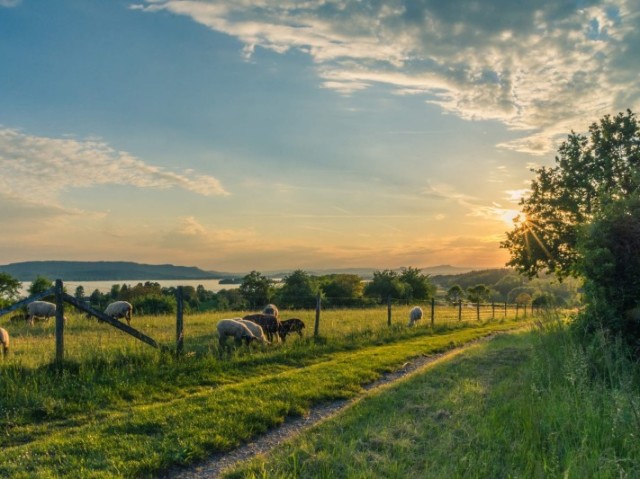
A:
[104,301,133,326]
[262,303,279,318]
[242,313,281,342]
[26,301,66,326]
[217,318,259,349]
[278,318,305,342]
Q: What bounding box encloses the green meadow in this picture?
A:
[0,307,526,478]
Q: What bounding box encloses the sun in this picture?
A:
[501,209,522,227]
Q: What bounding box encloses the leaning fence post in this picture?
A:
[314,292,321,337]
[176,286,184,356]
[387,295,392,326]
[55,279,64,364]
[458,299,462,321]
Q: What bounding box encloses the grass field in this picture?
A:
[227,321,640,479]
[0,307,530,478]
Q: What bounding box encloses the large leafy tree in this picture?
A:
[239,271,274,310]
[321,274,364,307]
[502,110,640,279]
[364,270,409,302]
[276,269,318,309]
[399,267,436,300]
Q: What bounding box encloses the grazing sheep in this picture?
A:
[217,318,258,349]
[262,303,279,318]
[237,319,270,344]
[278,318,305,342]
[104,301,133,326]
[408,306,423,326]
[26,301,66,326]
[243,313,281,342]
[0,327,9,358]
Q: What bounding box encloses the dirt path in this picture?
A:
[164,336,494,479]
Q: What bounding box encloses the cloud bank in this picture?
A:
[132,0,640,154]
[0,127,229,210]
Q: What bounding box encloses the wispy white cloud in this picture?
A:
[0,127,229,209]
[132,0,640,155]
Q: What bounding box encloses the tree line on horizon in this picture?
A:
[0,265,579,316]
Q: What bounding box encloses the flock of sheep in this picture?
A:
[216,304,306,350]
[0,301,425,359]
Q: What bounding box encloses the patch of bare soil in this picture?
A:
[164,336,494,479]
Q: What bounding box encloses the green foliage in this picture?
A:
[0,272,21,308]
[132,294,176,315]
[28,275,53,296]
[466,284,492,303]
[239,271,274,309]
[445,284,464,304]
[502,109,640,279]
[364,270,409,302]
[399,266,436,300]
[575,195,640,351]
[275,269,319,309]
[319,274,365,307]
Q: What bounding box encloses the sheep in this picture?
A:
[104,301,133,326]
[237,319,270,344]
[278,318,305,342]
[0,327,9,358]
[408,306,423,326]
[243,313,281,342]
[262,303,279,318]
[26,301,66,326]
[217,318,259,349]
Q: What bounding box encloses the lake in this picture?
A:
[19,279,240,296]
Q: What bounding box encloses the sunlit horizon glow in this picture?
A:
[1,1,638,273]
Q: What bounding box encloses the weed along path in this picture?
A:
[165,327,524,479]
[0,320,528,478]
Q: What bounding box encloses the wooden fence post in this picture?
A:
[492,302,495,319]
[430,298,435,328]
[516,303,519,319]
[504,302,507,317]
[458,299,462,321]
[476,301,480,321]
[524,303,528,318]
[387,295,392,327]
[176,286,184,356]
[314,292,321,337]
[55,279,64,364]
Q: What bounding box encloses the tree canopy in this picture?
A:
[502,110,640,279]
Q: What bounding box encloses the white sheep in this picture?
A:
[262,303,279,318]
[408,306,424,326]
[238,318,270,344]
[217,318,258,348]
[104,301,133,326]
[26,301,66,326]
[0,327,9,358]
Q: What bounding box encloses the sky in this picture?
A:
[1,0,639,273]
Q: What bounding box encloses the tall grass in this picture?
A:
[229,314,640,478]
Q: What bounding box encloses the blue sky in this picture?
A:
[1,0,638,272]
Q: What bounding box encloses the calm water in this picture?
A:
[19,279,240,296]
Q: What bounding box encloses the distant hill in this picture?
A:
[0,261,233,282]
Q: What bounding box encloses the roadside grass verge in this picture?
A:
[228,321,640,478]
[0,317,524,478]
